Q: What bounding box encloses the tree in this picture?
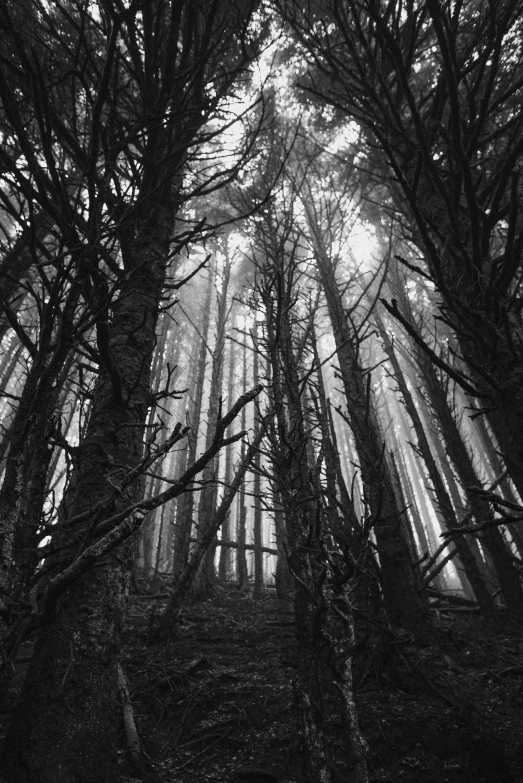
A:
[278,0,523,498]
[0,1,261,780]
[375,307,496,610]
[295,150,427,630]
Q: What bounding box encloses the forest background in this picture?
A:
[0,1,523,781]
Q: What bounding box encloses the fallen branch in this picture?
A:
[497,665,523,677]
[190,538,278,556]
[117,662,143,768]
[427,587,479,607]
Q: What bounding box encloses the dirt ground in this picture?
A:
[118,586,523,783]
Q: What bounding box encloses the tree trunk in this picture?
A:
[280,0,523,522]
[219,317,238,581]
[0,338,24,468]
[172,274,213,584]
[0,212,52,340]
[390,274,523,619]
[305,212,427,631]
[272,482,293,598]
[376,310,496,612]
[0,299,80,649]
[252,324,265,599]
[0,196,172,781]
[236,333,249,590]
[193,250,231,596]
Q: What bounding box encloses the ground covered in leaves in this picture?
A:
[119,587,523,783]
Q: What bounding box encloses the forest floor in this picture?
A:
[119,586,523,783]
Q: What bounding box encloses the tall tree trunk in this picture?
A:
[305,213,427,631]
[376,310,495,612]
[262,279,333,783]
[0,194,173,781]
[252,323,265,599]
[0,338,24,468]
[236,333,249,590]
[390,272,523,619]
[172,274,213,584]
[310,324,360,540]
[272,481,293,598]
[0,213,52,340]
[471,410,523,554]
[0,288,81,651]
[257,206,368,782]
[194,250,231,596]
[218,318,237,581]
[139,313,181,586]
[280,0,523,520]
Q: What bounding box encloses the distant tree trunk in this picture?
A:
[376,310,495,612]
[139,314,174,584]
[252,324,265,599]
[390,271,523,619]
[0,339,24,466]
[236,333,249,590]
[159,442,188,577]
[172,275,213,584]
[219,319,237,581]
[417,393,498,593]
[0,305,80,645]
[394,444,431,556]
[310,324,360,540]
[218,443,235,582]
[282,0,523,501]
[45,373,80,494]
[0,213,52,340]
[194,250,231,596]
[157,425,266,634]
[306,214,427,631]
[272,481,293,598]
[387,450,432,579]
[470,410,523,554]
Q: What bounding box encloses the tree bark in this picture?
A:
[1,196,172,781]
